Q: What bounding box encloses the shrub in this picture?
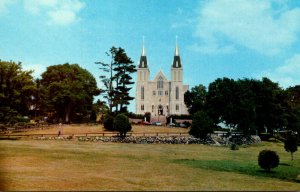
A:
[284,134,298,160]
[189,111,213,139]
[258,150,279,172]
[113,114,132,139]
[103,115,114,131]
[230,143,239,150]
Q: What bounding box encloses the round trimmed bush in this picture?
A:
[103,115,114,131]
[258,150,279,172]
[113,114,132,139]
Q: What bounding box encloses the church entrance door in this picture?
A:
[158,105,163,115]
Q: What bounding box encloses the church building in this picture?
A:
[135,41,189,118]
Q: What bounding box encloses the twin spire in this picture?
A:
[139,36,181,68]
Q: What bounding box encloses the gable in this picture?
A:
[153,70,168,82]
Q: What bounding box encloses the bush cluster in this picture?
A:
[103,113,132,138]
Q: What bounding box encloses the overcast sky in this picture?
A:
[1,0,300,112]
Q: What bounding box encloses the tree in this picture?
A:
[40,63,100,123]
[113,113,132,139]
[284,134,298,160]
[206,77,239,128]
[0,60,35,123]
[189,111,214,139]
[254,78,287,135]
[96,47,136,114]
[184,84,207,115]
[113,47,136,112]
[285,86,300,133]
[258,150,280,172]
[205,77,287,135]
[234,79,258,135]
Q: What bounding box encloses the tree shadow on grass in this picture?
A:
[173,159,300,182]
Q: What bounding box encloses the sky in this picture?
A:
[1,0,300,112]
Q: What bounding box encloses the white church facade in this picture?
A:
[135,42,189,117]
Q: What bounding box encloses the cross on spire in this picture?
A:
[175,35,179,56]
[142,36,146,56]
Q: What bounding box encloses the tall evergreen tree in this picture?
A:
[96,46,136,114]
[113,47,136,112]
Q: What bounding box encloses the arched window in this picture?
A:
[157,76,163,89]
[176,86,179,100]
[141,86,144,100]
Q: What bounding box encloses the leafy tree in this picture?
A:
[206,77,239,128]
[189,111,214,139]
[284,134,298,160]
[40,63,100,123]
[184,84,207,115]
[234,79,258,135]
[206,77,287,135]
[258,150,279,172]
[253,78,287,135]
[285,86,300,133]
[0,60,35,123]
[96,47,136,114]
[113,113,132,138]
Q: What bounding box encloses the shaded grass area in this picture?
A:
[173,158,300,182]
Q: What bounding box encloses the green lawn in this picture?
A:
[0,139,299,190]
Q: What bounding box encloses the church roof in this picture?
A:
[172,55,182,68]
[153,70,168,81]
[172,38,182,68]
[139,56,147,68]
[138,41,148,68]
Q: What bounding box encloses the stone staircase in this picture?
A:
[151,115,167,124]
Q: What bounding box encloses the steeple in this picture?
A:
[172,36,182,68]
[142,36,146,56]
[139,36,148,68]
[175,35,179,56]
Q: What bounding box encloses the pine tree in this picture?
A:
[96,47,136,114]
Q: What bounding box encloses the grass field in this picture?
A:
[0,139,300,191]
[12,124,189,135]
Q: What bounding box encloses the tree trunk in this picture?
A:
[65,103,72,123]
[291,152,294,161]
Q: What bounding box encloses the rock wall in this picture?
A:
[33,134,261,145]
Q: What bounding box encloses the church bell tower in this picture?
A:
[136,39,150,114]
[170,37,184,115]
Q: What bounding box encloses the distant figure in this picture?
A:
[58,123,62,136]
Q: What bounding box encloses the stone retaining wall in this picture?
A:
[33,134,261,145]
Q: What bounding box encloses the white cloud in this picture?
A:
[261,54,300,87]
[23,0,85,25]
[194,0,300,55]
[0,0,14,15]
[187,42,235,55]
[23,0,56,14]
